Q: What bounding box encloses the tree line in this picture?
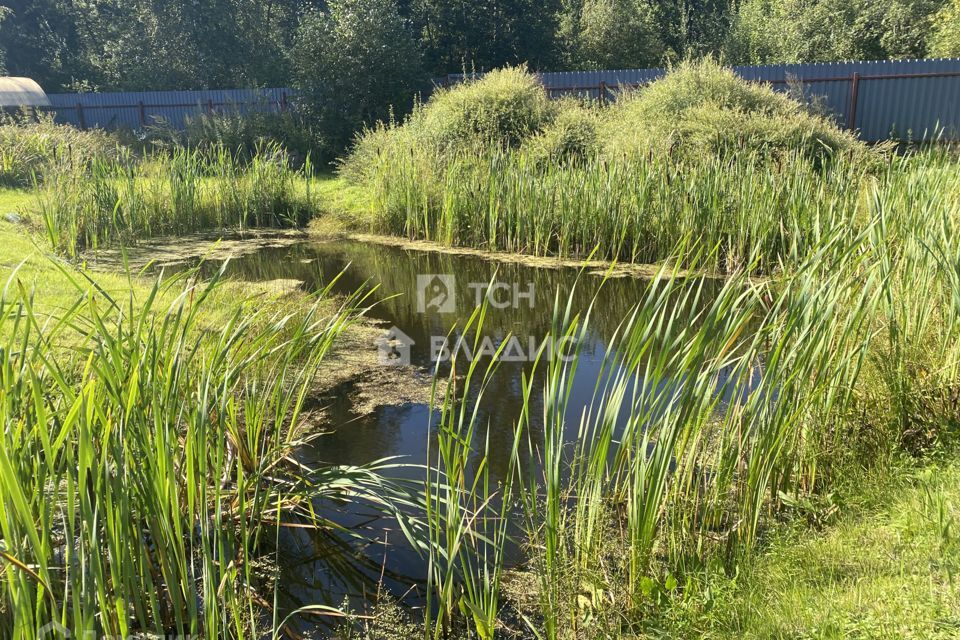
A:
[1,0,958,154]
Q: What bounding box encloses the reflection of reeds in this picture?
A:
[36,142,312,257]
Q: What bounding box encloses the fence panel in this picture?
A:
[45,88,290,131]
[529,58,960,141]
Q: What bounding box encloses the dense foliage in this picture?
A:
[2,0,951,94]
[292,0,426,155]
[726,0,945,63]
[931,0,960,54]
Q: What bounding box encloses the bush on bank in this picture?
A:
[343,59,871,179]
[340,59,879,270]
[0,115,121,187]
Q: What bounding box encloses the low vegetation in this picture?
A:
[0,116,121,187]
[37,142,313,257]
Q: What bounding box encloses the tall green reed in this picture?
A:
[423,298,525,640]
[0,261,405,637]
[363,145,876,275]
[36,142,314,257]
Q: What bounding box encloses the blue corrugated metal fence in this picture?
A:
[45,59,960,142]
[45,87,290,131]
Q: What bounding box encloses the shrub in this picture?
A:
[522,98,600,164]
[420,66,556,153]
[0,115,123,187]
[341,66,557,184]
[338,109,428,185]
[599,58,869,165]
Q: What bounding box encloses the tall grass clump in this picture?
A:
[143,109,323,167]
[0,115,122,187]
[342,60,881,273]
[601,58,870,165]
[423,303,523,639]
[35,142,314,257]
[0,262,411,637]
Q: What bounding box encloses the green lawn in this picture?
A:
[656,458,960,639]
[0,187,139,312]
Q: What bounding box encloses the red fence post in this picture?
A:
[138,100,146,127]
[847,72,861,131]
[76,102,86,130]
[207,98,215,115]
[599,80,606,105]
[280,92,288,113]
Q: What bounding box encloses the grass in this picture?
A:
[391,125,960,637]
[0,187,420,637]
[37,143,314,257]
[665,459,960,639]
[340,61,877,274]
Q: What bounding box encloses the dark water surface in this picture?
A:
[157,238,727,630]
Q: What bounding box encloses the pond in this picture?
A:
[144,235,738,631]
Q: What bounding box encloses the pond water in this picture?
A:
[152,237,732,630]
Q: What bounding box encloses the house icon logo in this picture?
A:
[36,622,71,639]
[376,326,415,366]
[417,274,456,313]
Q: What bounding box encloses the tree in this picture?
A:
[930,0,960,54]
[0,0,96,90]
[0,0,298,91]
[725,0,947,64]
[655,0,734,60]
[0,6,8,74]
[411,0,562,74]
[292,0,426,156]
[560,0,664,69]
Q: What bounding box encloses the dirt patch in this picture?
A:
[313,316,438,418]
